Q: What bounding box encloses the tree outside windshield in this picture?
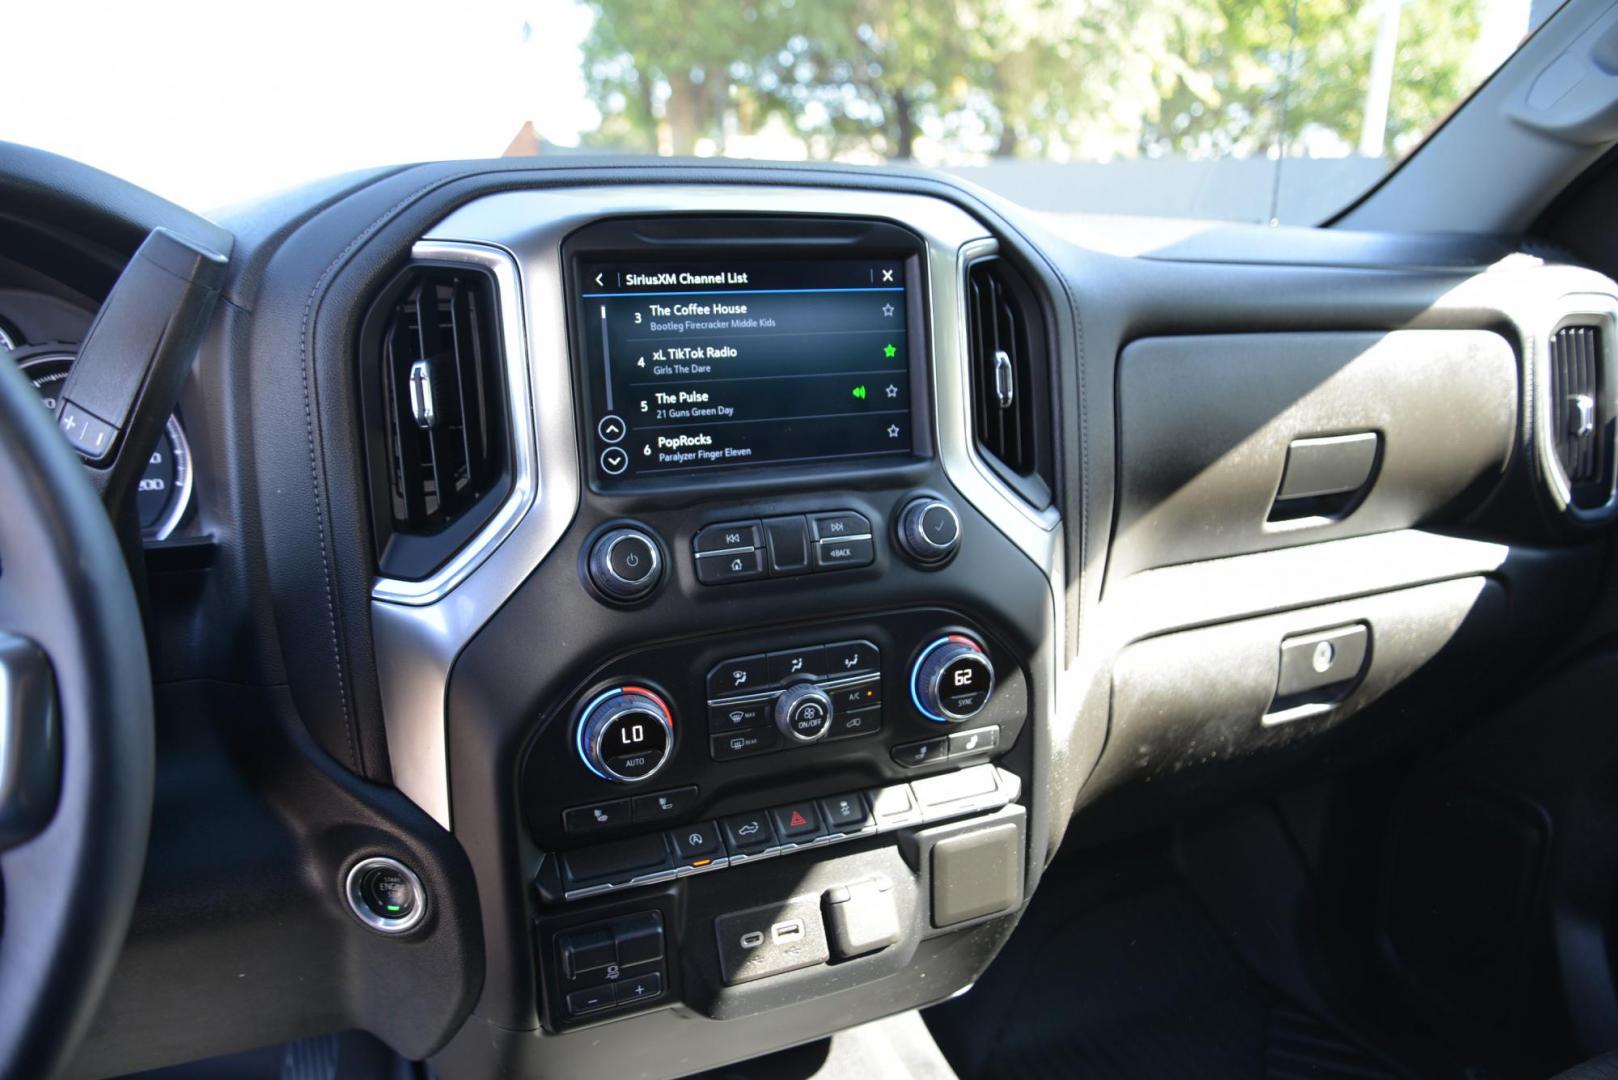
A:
[561,0,1549,222]
[1,0,1552,222]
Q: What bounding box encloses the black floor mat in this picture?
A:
[925,839,1400,1080]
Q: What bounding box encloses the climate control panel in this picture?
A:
[522,609,1028,855]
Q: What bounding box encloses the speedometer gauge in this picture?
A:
[16,349,194,540]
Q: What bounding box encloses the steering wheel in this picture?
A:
[0,344,154,1077]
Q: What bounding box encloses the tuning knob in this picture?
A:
[774,683,834,744]
[576,687,674,783]
[911,636,995,723]
[897,497,961,564]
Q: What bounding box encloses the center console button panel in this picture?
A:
[539,763,1021,902]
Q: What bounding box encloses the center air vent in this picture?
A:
[360,264,512,582]
[1546,320,1614,516]
[965,256,1054,508]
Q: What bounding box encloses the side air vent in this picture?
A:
[360,264,512,582]
[965,256,1054,508]
[1546,320,1615,516]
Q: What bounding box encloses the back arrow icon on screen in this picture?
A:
[595,273,604,287]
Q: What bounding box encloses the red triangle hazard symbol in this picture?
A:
[788,810,808,827]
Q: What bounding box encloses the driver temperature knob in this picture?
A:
[576,686,675,783]
[911,635,995,723]
[775,683,834,743]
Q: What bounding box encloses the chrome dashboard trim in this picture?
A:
[1536,292,1618,525]
[371,241,538,606]
[371,185,1063,830]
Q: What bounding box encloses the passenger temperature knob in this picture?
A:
[911,636,995,723]
[577,687,675,783]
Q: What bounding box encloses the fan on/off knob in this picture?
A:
[774,683,835,743]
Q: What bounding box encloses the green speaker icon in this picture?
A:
[851,385,868,400]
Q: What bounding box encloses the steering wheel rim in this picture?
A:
[0,350,154,1078]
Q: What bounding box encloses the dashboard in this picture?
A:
[3,142,1615,1080]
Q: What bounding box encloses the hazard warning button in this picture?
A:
[770,801,824,841]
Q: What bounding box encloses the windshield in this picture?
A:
[3,0,1549,222]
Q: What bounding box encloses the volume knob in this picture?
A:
[587,526,663,602]
[911,636,995,723]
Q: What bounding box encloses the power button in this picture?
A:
[345,857,427,934]
[587,525,665,602]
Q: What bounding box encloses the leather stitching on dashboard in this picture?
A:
[295,177,474,776]
[298,295,360,774]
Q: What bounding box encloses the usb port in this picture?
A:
[771,919,805,945]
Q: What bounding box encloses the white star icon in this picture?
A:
[882,303,895,317]
[887,424,901,438]
[885,384,899,398]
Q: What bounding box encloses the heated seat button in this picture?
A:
[770,802,823,841]
[707,655,769,698]
[562,798,632,835]
[672,821,723,860]
[947,726,999,758]
[819,792,872,831]
[721,810,777,854]
[631,786,698,822]
[892,737,948,769]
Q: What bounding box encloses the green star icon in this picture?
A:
[883,343,897,359]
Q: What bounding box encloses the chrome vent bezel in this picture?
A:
[370,241,536,606]
[1538,296,1618,525]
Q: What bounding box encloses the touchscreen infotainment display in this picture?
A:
[576,256,913,483]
